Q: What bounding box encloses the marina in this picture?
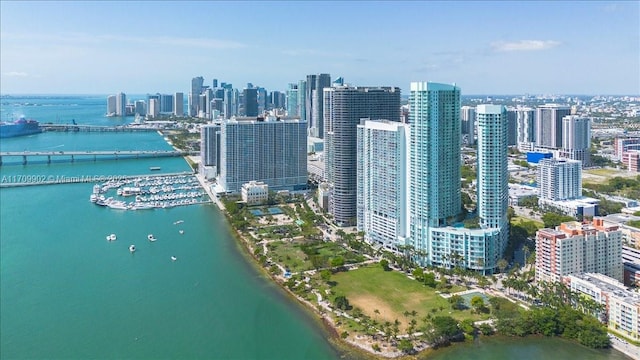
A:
[90,174,212,210]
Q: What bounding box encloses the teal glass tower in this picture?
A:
[409,82,461,257]
[408,82,508,273]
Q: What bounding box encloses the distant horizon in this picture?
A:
[2,92,639,98]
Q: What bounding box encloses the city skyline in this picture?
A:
[1,1,638,95]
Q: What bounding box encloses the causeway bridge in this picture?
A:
[0,150,190,165]
[40,124,158,133]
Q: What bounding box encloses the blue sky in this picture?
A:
[1,1,638,95]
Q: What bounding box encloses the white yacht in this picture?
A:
[129,244,136,253]
[179,230,184,235]
[171,256,177,261]
[147,234,156,242]
[106,234,117,241]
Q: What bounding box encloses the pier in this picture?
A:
[0,150,189,166]
[40,124,158,133]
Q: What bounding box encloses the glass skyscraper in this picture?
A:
[408,82,508,273]
[324,86,401,226]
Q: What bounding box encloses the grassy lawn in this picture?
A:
[511,215,543,228]
[268,240,366,273]
[332,265,491,330]
[268,241,310,272]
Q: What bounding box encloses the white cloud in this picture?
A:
[491,40,561,52]
[3,71,28,77]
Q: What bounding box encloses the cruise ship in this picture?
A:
[0,117,41,138]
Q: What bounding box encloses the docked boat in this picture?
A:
[150,166,161,171]
[106,233,117,241]
[147,234,156,242]
[129,244,136,253]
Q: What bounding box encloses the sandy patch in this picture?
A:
[350,294,402,325]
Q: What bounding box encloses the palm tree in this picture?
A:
[497,258,508,274]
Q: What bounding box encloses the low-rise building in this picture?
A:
[535,218,623,283]
[508,183,538,206]
[565,273,640,342]
[241,181,268,205]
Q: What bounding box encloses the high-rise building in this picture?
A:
[305,74,331,138]
[409,82,461,233]
[324,85,401,226]
[189,76,204,116]
[477,105,509,234]
[535,218,623,283]
[408,82,508,273]
[174,92,184,117]
[134,100,146,117]
[535,104,571,149]
[516,107,535,152]
[116,92,126,117]
[218,116,307,193]
[107,95,116,116]
[286,83,298,116]
[560,115,591,167]
[537,158,582,201]
[148,98,159,118]
[159,94,174,114]
[200,124,221,175]
[460,106,476,145]
[243,88,258,117]
[256,88,267,114]
[357,119,410,251]
[506,108,518,146]
[297,80,307,121]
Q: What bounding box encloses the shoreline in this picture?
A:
[192,174,429,359]
[181,138,636,359]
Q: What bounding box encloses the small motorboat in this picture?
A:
[148,234,156,242]
[179,230,184,235]
[171,256,177,261]
[106,234,117,241]
[129,244,136,253]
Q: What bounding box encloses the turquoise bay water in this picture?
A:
[1,96,339,359]
[0,96,630,359]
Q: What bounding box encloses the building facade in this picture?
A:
[116,92,126,117]
[218,116,307,193]
[516,107,535,152]
[460,105,476,145]
[537,158,582,201]
[323,85,401,226]
[408,84,510,273]
[560,115,591,167]
[174,92,184,117]
[476,104,510,262]
[241,181,269,205]
[357,119,410,251]
[566,273,640,342]
[535,218,623,283]
[535,104,571,149]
